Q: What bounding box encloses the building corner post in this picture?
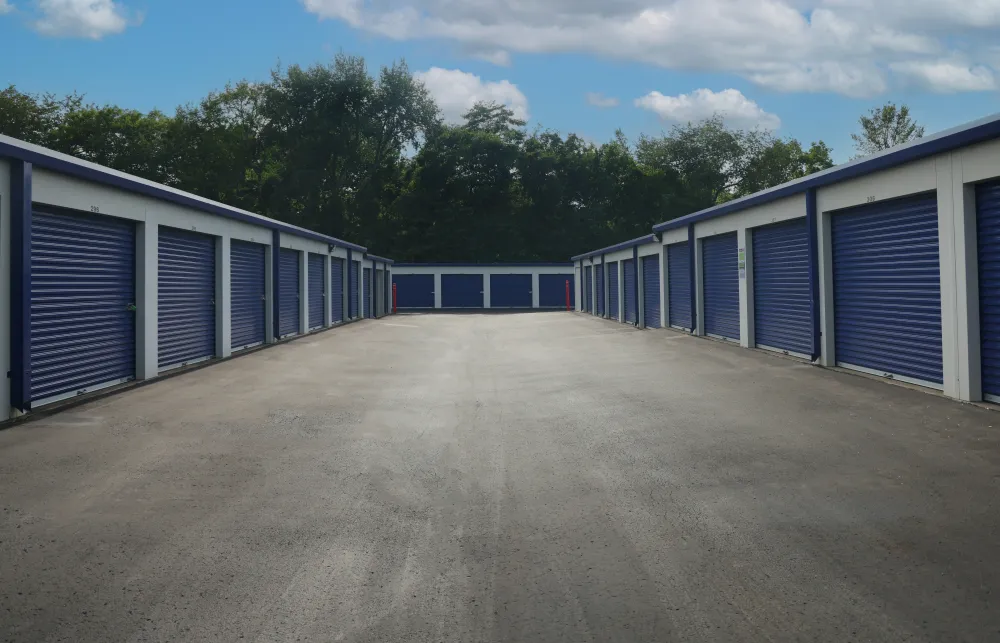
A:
[806,188,821,361]
[10,161,32,412]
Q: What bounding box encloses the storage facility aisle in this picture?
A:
[0,313,998,642]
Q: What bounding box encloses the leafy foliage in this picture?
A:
[0,56,837,261]
[851,102,925,158]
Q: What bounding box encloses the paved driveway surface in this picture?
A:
[1,313,998,642]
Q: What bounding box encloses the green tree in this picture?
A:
[851,103,925,157]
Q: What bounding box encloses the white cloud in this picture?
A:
[889,60,997,92]
[635,88,782,130]
[471,49,512,67]
[302,0,1000,96]
[413,67,529,124]
[33,0,133,39]
[586,92,620,108]
[0,1,13,15]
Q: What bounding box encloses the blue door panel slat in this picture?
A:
[230,240,266,350]
[331,258,345,322]
[279,249,300,337]
[442,274,484,308]
[30,210,137,402]
[702,233,740,340]
[608,262,620,320]
[158,227,216,369]
[394,274,435,308]
[363,268,372,318]
[642,255,661,329]
[753,219,811,354]
[667,242,691,329]
[308,254,325,329]
[978,181,1000,397]
[539,274,574,308]
[624,259,637,324]
[491,274,532,308]
[832,194,942,384]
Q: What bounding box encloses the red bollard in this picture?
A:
[392,283,397,314]
[565,280,571,311]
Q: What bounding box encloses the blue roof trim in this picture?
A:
[393,262,573,267]
[366,254,395,265]
[0,135,368,253]
[571,234,659,262]
[652,111,1000,233]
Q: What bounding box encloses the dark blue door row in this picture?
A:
[279,249,300,337]
[442,274,484,308]
[623,259,637,324]
[159,227,216,370]
[308,254,325,329]
[331,258,345,323]
[753,220,811,355]
[393,274,435,308]
[702,232,740,341]
[539,274,574,308]
[596,264,605,316]
[608,262,619,320]
[642,254,660,329]
[667,242,691,330]
[832,194,942,386]
[978,181,1000,400]
[491,274,533,308]
[231,240,266,351]
[363,268,372,318]
[30,209,137,404]
[584,266,593,313]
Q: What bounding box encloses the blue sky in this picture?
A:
[2,0,999,163]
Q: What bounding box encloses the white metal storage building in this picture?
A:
[572,235,664,330]
[571,111,1000,404]
[391,264,575,310]
[0,135,393,419]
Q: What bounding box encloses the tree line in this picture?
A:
[0,55,923,262]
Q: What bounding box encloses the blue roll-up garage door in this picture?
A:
[349,261,360,318]
[363,268,372,318]
[585,266,593,313]
[230,240,266,351]
[538,274,573,308]
[308,254,325,330]
[394,274,435,308]
[702,232,740,341]
[159,227,216,370]
[596,265,605,316]
[832,194,942,386]
[491,274,532,308]
[608,262,619,320]
[442,274,484,308]
[331,258,345,323]
[642,254,661,329]
[753,219,811,356]
[30,210,136,405]
[667,242,691,330]
[623,259,637,324]
[375,269,385,316]
[279,248,300,337]
[977,181,1000,400]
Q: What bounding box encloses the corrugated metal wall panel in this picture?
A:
[977,181,1000,400]
[538,274,574,307]
[230,240,266,351]
[667,242,691,329]
[832,194,942,385]
[491,274,533,308]
[363,267,372,318]
[752,219,811,355]
[158,227,216,369]
[349,261,360,318]
[702,232,740,341]
[308,254,325,329]
[608,262,619,320]
[596,264,605,316]
[279,249,300,337]
[331,258,345,322]
[30,210,136,404]
[393,274,435,308]
[441,274,484,308]
[623,259,637,324]
[642,254,661,329]
[585,266,593,313]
